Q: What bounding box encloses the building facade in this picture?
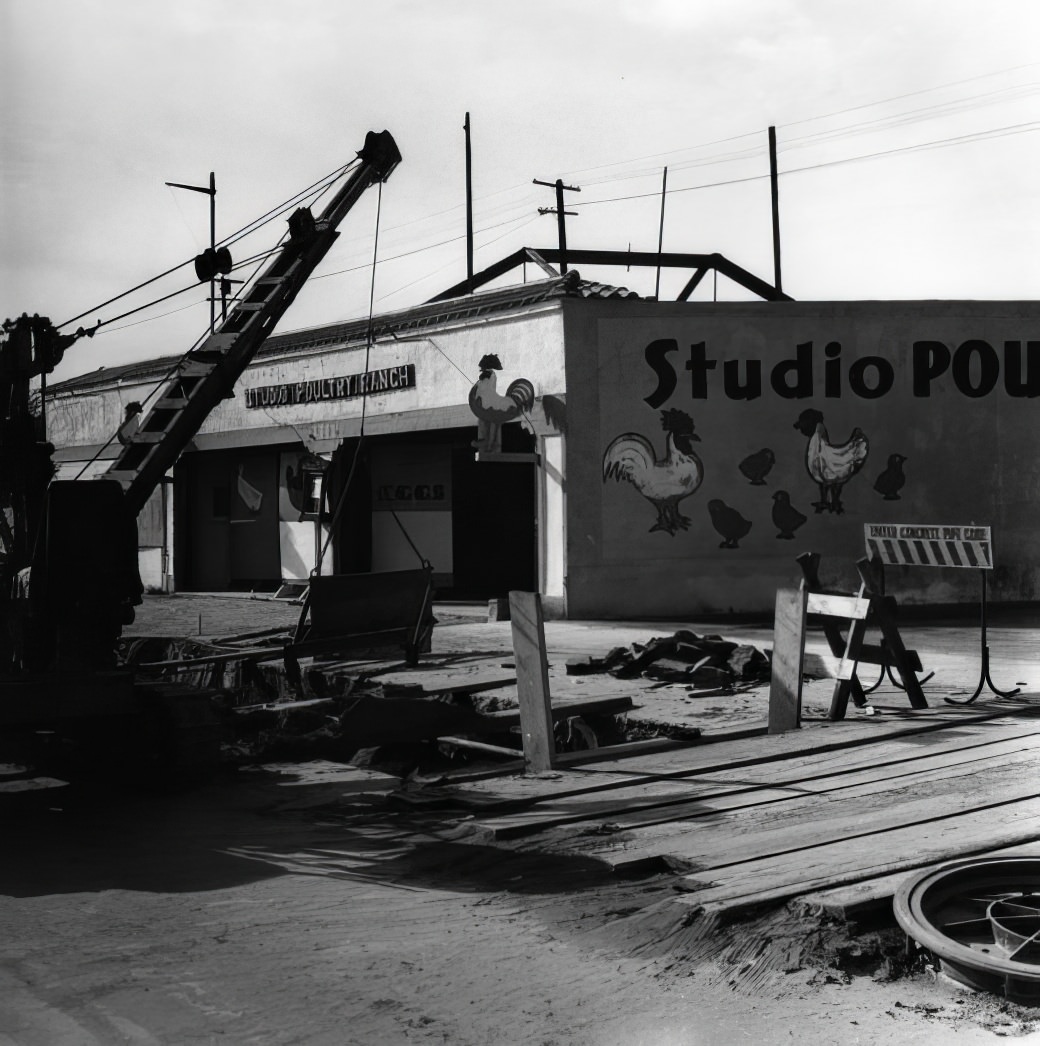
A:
[47,279,1040,616]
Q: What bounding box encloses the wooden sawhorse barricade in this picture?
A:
[769,552,929,733]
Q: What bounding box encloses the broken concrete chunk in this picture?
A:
[583,629,771,691]
[565,657,606,676]
[727,644,770,680]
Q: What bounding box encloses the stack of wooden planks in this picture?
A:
[444,700,1040,921]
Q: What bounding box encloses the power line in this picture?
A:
[57,162,358,330]
[568,120,1040,211]
[780,61,1040,129]
[561,61,1040,182]
[311,210,540,282]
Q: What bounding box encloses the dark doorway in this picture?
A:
[176,448,281,591]
[450,425,536,599]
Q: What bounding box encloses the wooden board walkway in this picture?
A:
[437,698,1040,919]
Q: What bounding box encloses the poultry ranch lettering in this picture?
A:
[642,338,1040,405]
[244,364,416,409]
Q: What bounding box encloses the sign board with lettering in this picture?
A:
[244,364,416,409]
[864,523,993,569]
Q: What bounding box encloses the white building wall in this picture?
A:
[46,303,569,599]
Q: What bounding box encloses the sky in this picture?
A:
[3,0,1039,382]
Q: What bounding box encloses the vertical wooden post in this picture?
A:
[464,112,474,294]
[768,126,782,296]
[554,180,569,275]
[654,166,668,300]
[769,584,808,734]
[509,590,556,772]
[208,171,217,334]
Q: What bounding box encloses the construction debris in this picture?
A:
[566,630,771,689]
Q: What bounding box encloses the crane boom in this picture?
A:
[106,130,401,516]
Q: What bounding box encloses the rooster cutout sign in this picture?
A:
[469,353,536,454]
[603,409,705,535]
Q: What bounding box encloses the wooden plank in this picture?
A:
[675,797,1040,920]
[797,840,1040,922]
[796,552,870,709]
[579,742,1040,868]
[482,695,635,727]
[805,592,870,619]
[473,727,1040,842]
[437,737,524,759]
[432,677,517,696]
[768,586,807,734]
[554,735,699,766]
[442,704,1038,809]
[464,715,1040,831]
[508,591,556,773]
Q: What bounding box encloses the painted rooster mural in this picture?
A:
[794,408,869,515]
[469,353,536,453]
[602,409,704,535]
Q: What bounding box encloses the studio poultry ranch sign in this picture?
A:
[244,364,416,409]
[642,338,1040,404]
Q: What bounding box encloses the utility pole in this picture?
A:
[464,113,474,294]
[166,171,220,333]
[768,126,782,296]
[534,178,580,274]
[655,166,668,300]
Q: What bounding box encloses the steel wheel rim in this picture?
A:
[894,856,1040,1000]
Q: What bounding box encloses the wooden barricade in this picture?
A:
[769,553,928,733]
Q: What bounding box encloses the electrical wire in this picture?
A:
[567,120,1040,211]
[311,210,541,282]
[375,213,543,305]
[780,61,1040,129]
[69,164,358,475]
[315,80,1040,286]
[558,61,1040,184]
[56,69,1040,345]
[317,180,386,571]
[57,161,359,331]
[222,160,359,248]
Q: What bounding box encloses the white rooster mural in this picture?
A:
[794,408,869,515]
[602,409,705,535]
[469,353,536,453]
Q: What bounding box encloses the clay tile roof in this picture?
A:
[48,271,639,394]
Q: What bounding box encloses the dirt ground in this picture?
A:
[3,759,1040,1045]
[4,595,1040,1043]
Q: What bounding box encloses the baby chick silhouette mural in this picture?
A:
[738,448,775,486]
[874,453,908,501]
[771,490,807,539]
[708,499,752,549]
[794,408,869,515]
[603,409,704,535]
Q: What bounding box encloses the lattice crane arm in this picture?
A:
[106,130,401,516]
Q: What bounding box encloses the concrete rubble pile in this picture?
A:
[566,629,771,691]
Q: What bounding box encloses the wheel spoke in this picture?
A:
[995,900,1040,916]
[940,916,994,934]
[1008,927,1040,962]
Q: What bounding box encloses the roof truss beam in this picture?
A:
[428,248,791,303]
